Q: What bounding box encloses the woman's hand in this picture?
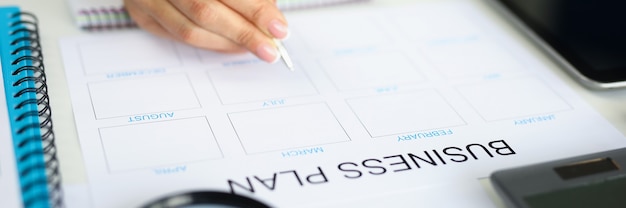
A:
[124,0,289,63]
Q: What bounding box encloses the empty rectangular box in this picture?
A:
[88,74,201,119]
[99,117,222,172]
[457,78,571,121]
[197,49,259,65]
[421,39,521,77]
[388,5,522,77]
[228,103,350,154]
[79,32,181,74]
[207,63,318,104]
[292,14,388,51]
[347,91,466,137]
[390,6,480,42]
[318,52,424,91]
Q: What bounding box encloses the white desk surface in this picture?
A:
[2,0,625,206]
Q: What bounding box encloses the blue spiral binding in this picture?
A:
[0,6,62,208]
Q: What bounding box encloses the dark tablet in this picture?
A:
[491,0,626,89]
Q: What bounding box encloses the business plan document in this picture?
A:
[60,1,626,207]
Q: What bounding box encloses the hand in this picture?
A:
[124,0,289,63]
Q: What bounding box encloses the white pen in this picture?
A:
[273,38,294,71]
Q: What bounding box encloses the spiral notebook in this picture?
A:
[66,0,370,30]
[0,6,62,208]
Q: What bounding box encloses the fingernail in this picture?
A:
[257,43,281,63]
[268,19,290,40]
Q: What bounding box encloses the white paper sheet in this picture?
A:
[60,1,626,207]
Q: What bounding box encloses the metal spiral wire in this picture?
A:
[9,11,64,208]
[80,6,137,30]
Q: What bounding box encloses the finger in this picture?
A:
[124,0,173,40]
[137,0,244,53]
[220,0,289,39]
[169,0,280,63]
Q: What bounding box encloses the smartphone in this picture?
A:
[489,0,626,90]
